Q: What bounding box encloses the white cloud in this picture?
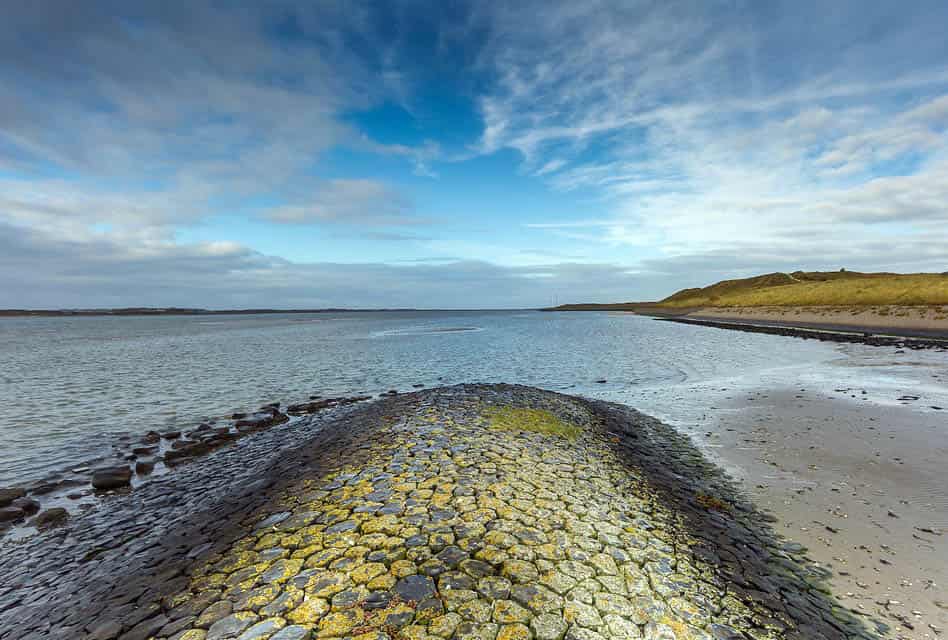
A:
[476,1,948,275]
[266,179,427,226]
[0,220,653,308]
[0,3,433,235]
[3,1,948,308]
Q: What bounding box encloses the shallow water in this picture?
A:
[1,310,946,486]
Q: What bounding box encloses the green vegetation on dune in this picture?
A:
[659,271,948,307]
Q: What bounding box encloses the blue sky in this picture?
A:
[2,1,948,308]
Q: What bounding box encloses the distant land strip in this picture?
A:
[0,308,425,317]
[541,270,948,343]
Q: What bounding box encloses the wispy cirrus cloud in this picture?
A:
[477,0,948,276]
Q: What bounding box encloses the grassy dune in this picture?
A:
[659,271,948,308]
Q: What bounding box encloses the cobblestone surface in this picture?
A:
[0,385,880,639]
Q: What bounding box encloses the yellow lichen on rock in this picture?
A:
[484,406,581,439]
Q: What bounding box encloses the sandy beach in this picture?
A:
[683,307,948,339]
[700,388,947,639]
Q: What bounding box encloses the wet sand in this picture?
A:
[684,307,948,340]
[706,389,947,639]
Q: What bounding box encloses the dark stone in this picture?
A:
[382,607,413,629]
[394,574,436,602]
[33,507,68,529]
[11,497,40,515]
[438,571,474,591]
[135,460,155,475]
[363,591,392,610]
[325,520,357,534]
[206,612,257,640]
[86,620,123,640]
[161,430,182,439]
[29,481,60,495]
[157,615,195,638]
[164,442,212,464]
[416,597,444,617]
[118,614,168,640]
[286,395,371,416]
[235,411,288,431]
[0,487,25,507]
[0,506,25,522]
[270,627,310,640]
[405,534,428,547]
[708,623,745,639]
[459,559,493,579]
[131,446,157,455]
[255,511,291,529]
[286,399,334,415]
[436,545,468,569]
[331,589,362,608]
[92,466,133,490]
[141,431,161,444]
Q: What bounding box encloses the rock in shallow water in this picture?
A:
[0,487,26,507]
[92,465,133,490]
[164,442,213,464]
[33,506,68,529]
[11,496,39,515]
[0,506,24,522]
[135,460,155,474]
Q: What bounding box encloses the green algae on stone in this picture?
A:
[484,406,581,439]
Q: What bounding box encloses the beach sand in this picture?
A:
[685,307,948,337]
[706,388,947,639]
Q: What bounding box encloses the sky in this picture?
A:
[2,1,948,309]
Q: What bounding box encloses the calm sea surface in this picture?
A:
[2,310,946,486]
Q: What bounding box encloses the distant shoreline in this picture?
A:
[671,306,948,338]
[0,307,450,317]
[657,314,948,347]
[545,303,948,344]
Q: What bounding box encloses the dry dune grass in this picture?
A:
[660,272,948,308]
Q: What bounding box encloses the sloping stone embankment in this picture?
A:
[0,385,878,640]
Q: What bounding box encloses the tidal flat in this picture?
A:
[0,385,882,640]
